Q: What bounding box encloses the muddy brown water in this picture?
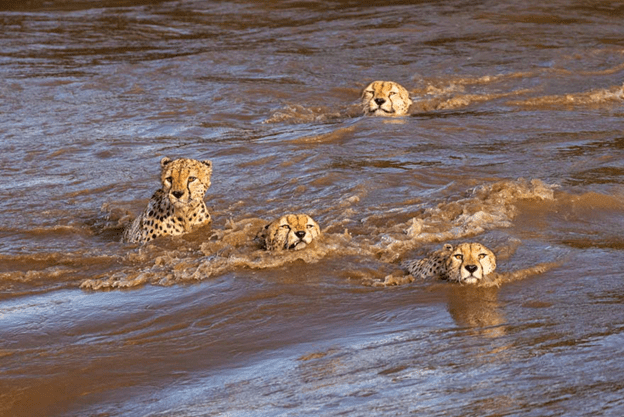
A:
[1,1,624,416]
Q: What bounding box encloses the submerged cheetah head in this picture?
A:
[160,157,212,210]
[257,214,321,251]
[361,81,413,116]
[445,243,497,284]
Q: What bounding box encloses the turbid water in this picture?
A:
[1,1,624,416]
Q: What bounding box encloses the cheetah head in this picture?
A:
[257,214,321,251]
[361,81,413,117]
[445,243,497,284]
[160,157,212,209]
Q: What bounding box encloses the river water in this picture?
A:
[1,0,624,415]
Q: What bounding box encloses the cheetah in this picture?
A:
[256,214,321,251]
[122,157,213,244]
[405,242,497,284]
[361,81,413,116]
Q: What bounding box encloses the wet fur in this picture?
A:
[123,157,213,244]
[404,242,497,284]
[256,214,321,251]
[361,81,413,116]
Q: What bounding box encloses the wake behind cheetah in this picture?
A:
[256,214,321,251]
[361,81,413,116]
[123,157,213,244]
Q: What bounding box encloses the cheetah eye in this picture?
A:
[306,224,315,229]
[188,176,196,182]
[389,91,397,96]
[165,176,173,184]
[365,90,374,96]
[478,253,487,259]
[280,224,291,230]
[454,254,464,261]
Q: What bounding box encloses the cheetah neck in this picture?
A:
[154,192,209,232]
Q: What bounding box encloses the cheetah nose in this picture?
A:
[374,98,386,106]
[294,231,306,239]
[465,264,478,274]
[171,191,184,199]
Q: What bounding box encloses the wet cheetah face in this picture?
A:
[361,81,412,116]
[160,157,212,209]
[445,243,497,284]
[257,214,321,251]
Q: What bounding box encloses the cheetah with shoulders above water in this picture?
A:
[122,157,213,244]
[405,242,497,284]
[256,214,321,251]
[361,81,413,116]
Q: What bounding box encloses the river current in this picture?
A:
[1,1,624,416]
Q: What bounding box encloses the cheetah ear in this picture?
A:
[201,160,212,168]
[443,243,453,251]
[160,157,172,167]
